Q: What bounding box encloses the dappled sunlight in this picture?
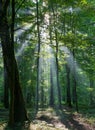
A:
[29,108,69,130]
[0,0,95,129]
[28,107,94,130]
[0,107,95,130]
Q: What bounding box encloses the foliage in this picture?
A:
[0,0,95,125]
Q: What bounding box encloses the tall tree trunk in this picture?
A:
[0,0,28,126]
[89,78,94,106]
[72,50,78,111]
[72,75,78,111]
[1,18,28,126]
[52,3,61,108]
[35,0,41,111]
[40,84,44,108]
[49,66,54,107]
[48,9,55,107]
[70,13,78,111]
[66,65,72,107]
[55,31,62,108]
[4,63,9,109]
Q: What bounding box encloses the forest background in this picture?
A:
[0,0,95,129]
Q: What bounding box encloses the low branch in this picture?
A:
[15,0,25,15]
[82,22,95,26]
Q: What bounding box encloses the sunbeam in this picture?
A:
[60,46,89,85]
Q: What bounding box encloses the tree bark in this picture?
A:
[72,76,78,111]
[72,51,78,111]
[0,0,28,126]
[52,3,61,108]
[35,0,41,111]
[66,65,72,107]
[49,66,54,107]
[89,78,94,106]
[4,63,9,109]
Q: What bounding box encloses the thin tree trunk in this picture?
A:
[72,52,78,111]
[40,84,44,108]
[49,66,54,107]
[71,14,78,111]
[89,78,94,106]
[48,9,55,107]
[66,65,72,107]
[52,3,61,108]
[55,32,62,108]
[35,0,41,111]
[72,75,78,111]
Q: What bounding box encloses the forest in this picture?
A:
[0,0,95,130]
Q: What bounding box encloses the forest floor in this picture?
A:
[0,107,95,130]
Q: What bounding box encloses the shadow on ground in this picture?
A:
[4,122,30,130]
[1,107,94,130]
[35,107,92,130]
[55,107,92,130]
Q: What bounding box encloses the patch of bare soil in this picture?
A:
[29,108,95,130]
[29,108,68,130]
[0,108,95,130]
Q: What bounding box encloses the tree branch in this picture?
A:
[15,0,25,15]
[3,0,10,13]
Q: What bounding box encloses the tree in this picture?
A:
[49,66,54,107]
[35,0,41,111]
[0,0,28,126]
[51,1,62,108]
[3,63,9,109]
[66,65,72,107]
